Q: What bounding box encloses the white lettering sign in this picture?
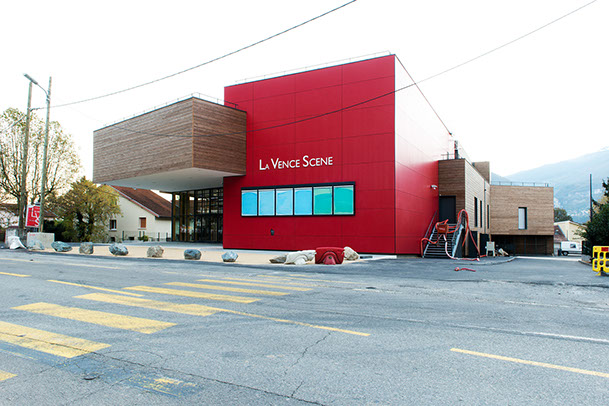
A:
[258,155,333,171]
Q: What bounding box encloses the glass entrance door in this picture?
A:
[172,188,223,243]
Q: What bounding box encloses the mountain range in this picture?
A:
[491,148,609,223]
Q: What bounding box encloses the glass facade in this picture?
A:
[172,188,223,242]
[241,183,354,217]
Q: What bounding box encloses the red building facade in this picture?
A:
[223,55,451,254]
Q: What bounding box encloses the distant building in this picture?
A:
[108,187,171,242]
[554,220,584,244]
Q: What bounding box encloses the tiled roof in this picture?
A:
[112,187,172,218]
[553,225,568,242]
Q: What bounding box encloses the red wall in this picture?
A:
[223,55,449,254]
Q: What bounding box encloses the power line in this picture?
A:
[51,0,358,109]
[88,0,598,141]
[416,0,597,86]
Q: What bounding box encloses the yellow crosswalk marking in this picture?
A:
[77,294,369,336]
[165,282,289,296]
[0,370,16,382]
[0,271,30,278]
[196,279,311,291]
[13,303,175,334]
[48,280,143,296]
[221,277,313,287]
[0,321,110,358]
[261,275,359,284]
[123,286,259,304]
[76,293,221,317]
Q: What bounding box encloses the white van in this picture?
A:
[558,241,582,256]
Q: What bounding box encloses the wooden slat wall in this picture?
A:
[438,159,466,212]
[192,98,246,174]
[490,185,554,235]
[93,98,246,184]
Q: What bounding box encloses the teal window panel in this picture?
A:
[294,187,312,215]
[333,185,354,215]
[258,189,275,216]
[241,190,257,216]
[313,187,332,215]
[276,188,293,216]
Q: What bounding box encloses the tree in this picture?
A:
[580,178,609,253]
[0,107,80,208]
[554,207,573,222]
[49,177,121,242]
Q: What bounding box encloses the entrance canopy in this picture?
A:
[101,167,236,192]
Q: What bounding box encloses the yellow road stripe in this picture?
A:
[48,280,143,297]
[166,282,289,296]
[123,286,259,304]
[260,275,358,284]
[451,348,609,379]
[0,271,30,278]
[77,293,222,317]
[0,370,16,381]
[222,277,313,286]
[13,302,175,334]
[0,257,121,270]
[0,321,110,358]
[196,278,311,291]
[78,293,368,336]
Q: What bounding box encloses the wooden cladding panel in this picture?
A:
[192,98,246,174]
[94,98,246,184]
[490,185,554,235]
[438,160,466,212]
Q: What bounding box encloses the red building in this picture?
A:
[94,55,459,254]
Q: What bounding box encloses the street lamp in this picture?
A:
[19,74,52,235]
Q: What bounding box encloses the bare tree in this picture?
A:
[0,108,81,210]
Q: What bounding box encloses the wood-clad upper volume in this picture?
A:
[93,97,246,191]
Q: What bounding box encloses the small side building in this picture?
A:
[108,187,172,242]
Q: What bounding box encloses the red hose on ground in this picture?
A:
[454,267,476,272]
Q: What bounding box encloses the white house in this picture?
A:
[108,187,172,242]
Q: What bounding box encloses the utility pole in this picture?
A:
[590,174,593,221]
[18,78,34,235]
[39,77,52,233]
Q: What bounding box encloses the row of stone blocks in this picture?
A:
[50,242,239,262]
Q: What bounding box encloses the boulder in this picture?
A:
[28,241,45,251]
[184,249,201,260]
[79,242,94,255]
[8,236,26,250]
[51,241,73,252]
[109,243,129,256]
[269,254,287,264]
[222,251,238,262]
[344,246,359,261]
[285,250,315,265]
[147,245,164,258]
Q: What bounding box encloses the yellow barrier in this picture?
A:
[592,246,609,276]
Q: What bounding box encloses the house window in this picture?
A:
[109,219,117,230]
[139,217,147,229]
[518,207,527,230]
[487,205,490,228]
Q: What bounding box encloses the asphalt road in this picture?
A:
[0,250,608,405]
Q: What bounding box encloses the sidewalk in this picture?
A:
[34,242,380,266]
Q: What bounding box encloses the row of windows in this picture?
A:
[241,184,354,216]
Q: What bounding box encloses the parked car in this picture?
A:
[558,241,582,256]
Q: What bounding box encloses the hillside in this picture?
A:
[495,148,609,223]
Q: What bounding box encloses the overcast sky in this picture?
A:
[1,0,606,179]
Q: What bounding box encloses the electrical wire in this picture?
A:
[95,0,598,140]
[50,0,358,109]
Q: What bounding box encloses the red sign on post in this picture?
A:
[26,205,41,228]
